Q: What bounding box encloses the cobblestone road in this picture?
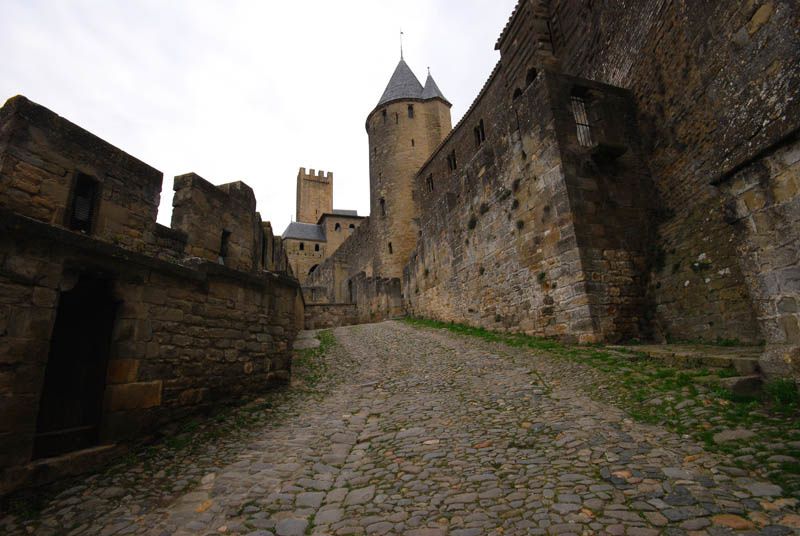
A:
[4,321,800,535]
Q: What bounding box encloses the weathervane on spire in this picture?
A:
[400,29,404,59]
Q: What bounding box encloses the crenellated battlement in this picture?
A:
[298,167,333,182]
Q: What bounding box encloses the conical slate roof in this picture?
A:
[421,71,450,104]
[377,58,423,106]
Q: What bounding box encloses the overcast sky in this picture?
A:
[1,0,518,233]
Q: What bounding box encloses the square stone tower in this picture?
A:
[296,167,333,224]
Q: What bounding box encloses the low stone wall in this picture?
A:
[304,304,359,329]
[0,211,304,494]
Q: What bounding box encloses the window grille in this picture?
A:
[571,95,593,147]
[68,174,98,233]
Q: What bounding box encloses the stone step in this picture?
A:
[608,344,761,375]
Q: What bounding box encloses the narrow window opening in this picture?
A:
[68,173,99,233]
[525,68,537,86]
[380,198,386,217]
[474,119,486,148]
[447,150,457,171]
[348,280,354,303]
[388,242,393,254]
[300,242,305,251]
[382,109,387,123]
[570,93,593,147]
[349,223,355,229]
[314,243,320,252]
[261,234,268,268]
[512,88,522,101]
[335,223,341,231]
[395,112,399,124]
[426,174,434,192]
[411,138,415,147]
[407,104,414,118]
[218,229,231,265]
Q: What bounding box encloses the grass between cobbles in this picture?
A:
[403,316,800,496]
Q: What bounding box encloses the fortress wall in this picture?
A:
[404,68,654,343]
[0,96,162,254]
[547,0,800,344]
[0,96,303,493]
[171,173,262,273]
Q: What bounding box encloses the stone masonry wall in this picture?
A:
[718,132,800,377]
[546,0,800,343]
[404,68,652,343]
[0,96,163,254]
[0,95,303,493]
[296,168,332,224]
[304,304,358,330]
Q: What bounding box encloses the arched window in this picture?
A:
[349,223,355,229]
[335,223,341,231]
[299,242,304,251]
[314,243,320,251]
[408,104,414,118]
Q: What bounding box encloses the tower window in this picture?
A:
[526,68,537,86]
[349,224,355,229]
[380,198,386,217]
[395,112,399,124]
[426,174,434,192]
[67,173,99,233]
[388,242,393,254]
[408,104,414,118]
[474,119,486,147]
[447,150,457,171]
[411,138,415,147]
[315,243,320,251]
[218,229,231,265]
[512,88,522,101]
[335,223,341,231]
[300,242,305,251]
[382,109,387,123]
[571,93,593,147]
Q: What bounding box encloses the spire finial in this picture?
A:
[400,29,404,59]
[427,66,431,75]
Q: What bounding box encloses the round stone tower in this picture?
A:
[366,57,452,279]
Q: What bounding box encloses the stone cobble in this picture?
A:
[3,321,799,535]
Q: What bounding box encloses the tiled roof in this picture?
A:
[331,209,359,217]
[377,58,424,106]
[421,72,450,105]
[282,222,325,241]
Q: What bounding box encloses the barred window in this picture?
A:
[68,173,98,233]
[571,95,593,147]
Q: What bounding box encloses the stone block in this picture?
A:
[105,381,162,411]
[106,359,139,384]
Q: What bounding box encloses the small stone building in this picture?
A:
[0,96,304,493]
[282,168,363,285]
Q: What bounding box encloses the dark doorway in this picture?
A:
[34,275,118,459]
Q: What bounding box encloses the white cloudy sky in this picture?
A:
[1,0,517,233]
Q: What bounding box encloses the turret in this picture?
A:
[365,58,452,278]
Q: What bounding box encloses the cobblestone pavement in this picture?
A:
[4,321,800,535]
